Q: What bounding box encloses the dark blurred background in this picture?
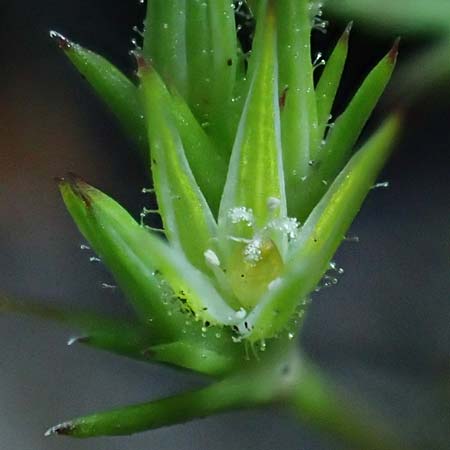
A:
[0,1,449,449]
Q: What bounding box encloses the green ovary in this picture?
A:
[228,239,284,309]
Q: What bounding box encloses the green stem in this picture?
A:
[46,344,414,449]
[291,357,415,450]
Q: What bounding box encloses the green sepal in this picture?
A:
[49,31,147,160]
[325,0,450,36]
[45,380,259,438]
[318,40,399,172]
[389,38,450,105]
[185,0,238,149]
[45,351,292,438]
[276,0,319,209]
[59,175,184,339]
[143,0,188,98]
[1,294,244,376]
[241,113,402,341]
[0,295,162,361]
[148,340,238,377]
[140,62,218,273]
[294,40,399,220]
[59,175,238,329]
[316,23,352,139]
[218,1,286,243]
[141,65,227,215]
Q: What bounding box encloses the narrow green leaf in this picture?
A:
[326,0,450,37]
[143,0,188,97]
[185,0,238,147]
[140,62,218,273]
[219,1,286,239]
[216,2,289,310]
[0,294,160,361]
[291,355,411,450]
[316,23,352,139]
[49,31,146,160]
[241,113,402,341]
[45,360,285,438]
[389,38,450,105]
[1,296,242,376]
[148,341,237,376]
[294,40,399,220]
[318,40,399,171]
[60,175,238,329]
[166,82,228,214]
[276,0,319,211]
[59,175,184,339]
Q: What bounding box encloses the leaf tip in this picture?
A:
[49,30,72,51]
[392,107,404,122]
[135,52,152,77]
[53,176,65,185]
[141,347,155,358]
[45,421,75,437]
[388,37,401,64]
[67,336,90,346]
[58,173,93,207]
[342,21,353,41]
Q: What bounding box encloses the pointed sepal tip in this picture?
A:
[388,37,401,63]
[49,30,72,51]
[44,421,74,437]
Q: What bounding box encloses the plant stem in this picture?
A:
[291,356,415,450]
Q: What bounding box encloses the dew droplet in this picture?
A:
[344,235,360,243]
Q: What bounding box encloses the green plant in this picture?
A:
[326,0,450,103]
[1,1,406,448]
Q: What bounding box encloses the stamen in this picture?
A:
[228,206,254,226]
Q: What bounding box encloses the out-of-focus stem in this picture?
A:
[291,356,415,450]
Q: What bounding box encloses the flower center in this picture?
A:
[227,238,283,309]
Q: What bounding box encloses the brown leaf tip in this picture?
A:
[53,176,65,185]
[141,347,155,359]
[45,421,75,437]
[66,172,89,186]
[388,37,401,63]
[49,31,72,51]
[58,172,93,207]
[55,172,88,187]
[133,51,151,74]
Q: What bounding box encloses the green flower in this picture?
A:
[4,1,405,447]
